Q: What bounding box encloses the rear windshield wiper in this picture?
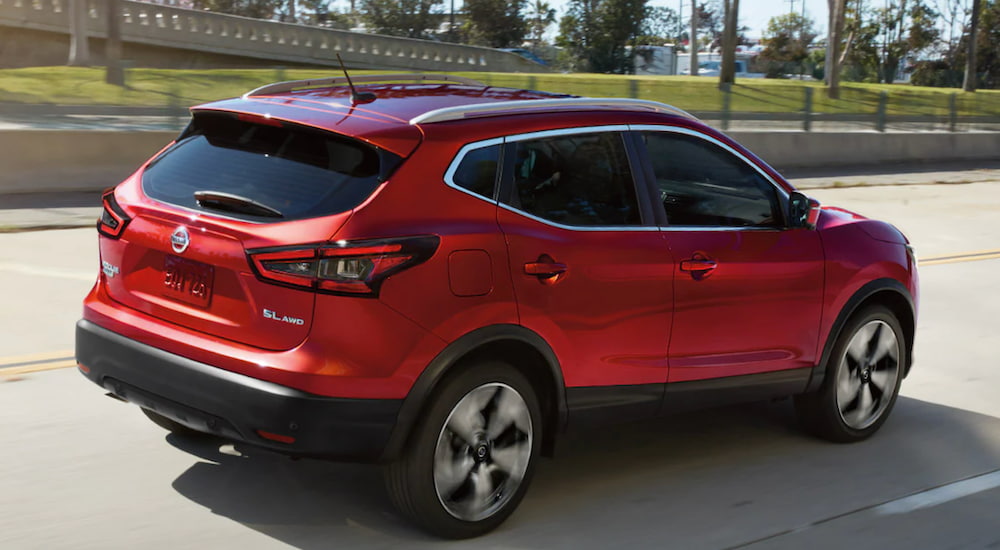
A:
[194,191,284,219]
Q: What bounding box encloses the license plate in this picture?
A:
[163,255,214,308]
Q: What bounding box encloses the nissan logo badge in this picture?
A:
[170,226,190,254]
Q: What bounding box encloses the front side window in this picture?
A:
[642,131,781,227]
[505,132,641,227]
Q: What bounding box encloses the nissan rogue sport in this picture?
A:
[76,73,918,539]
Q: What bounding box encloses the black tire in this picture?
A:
[384,362,542,539]
[795,305,906,442]
[141,407,206,438]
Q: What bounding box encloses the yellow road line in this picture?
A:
[0,360,78,376]
[920,249,1000,266]
[0,350,75,367]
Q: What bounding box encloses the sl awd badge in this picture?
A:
[170,226,190,254]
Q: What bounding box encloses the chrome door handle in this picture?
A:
[524,261,568,278]
[679,259,718,272]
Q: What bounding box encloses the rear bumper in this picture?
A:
[75,319,402,462]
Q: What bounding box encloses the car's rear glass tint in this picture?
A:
[142,113,400,221]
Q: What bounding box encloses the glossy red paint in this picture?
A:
[664,229,825,382]
[81,80,917,408]
[498,214,674,387]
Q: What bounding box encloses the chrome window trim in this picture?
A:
[656,225,785,233]
[496,202,661,232]
[443,125,655,232]
[503,125,631,143]
[627,124,791,230]
[443,137,505,203]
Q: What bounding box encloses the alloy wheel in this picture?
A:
[835,320,901,430]
[433,382,533,522]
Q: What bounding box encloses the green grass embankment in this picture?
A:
[1,66,998,117]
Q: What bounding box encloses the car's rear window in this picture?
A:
[142,113,401,221]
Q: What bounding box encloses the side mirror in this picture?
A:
[789,191,820,230]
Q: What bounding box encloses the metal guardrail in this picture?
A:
[0,0,549,72]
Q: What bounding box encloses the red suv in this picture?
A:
[77,74,918,538]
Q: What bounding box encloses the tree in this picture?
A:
[696,1,725,49]
[556,0,648,73]
[935,0,970,63]
[873,0,940,83]
[67,0,89,66]
[964,0,983,90]
[825,0,847,98]
[719,0,740,86]
[841,0,882,81]
[106,0,124,86]
[526,0,557,48]
[759,13,818,77]
[836,0,941,84]
[359,0,443,38]
[464,0,529,48]
[637,5,679,44]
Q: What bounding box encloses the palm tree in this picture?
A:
[527,0,556,49]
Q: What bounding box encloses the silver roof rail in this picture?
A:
[409,98,698,125]
[243,74,487,98]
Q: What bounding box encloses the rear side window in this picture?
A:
[505,132,641,227]
[450,144,500,199]
[143,114,400,221]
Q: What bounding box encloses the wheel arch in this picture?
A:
[380,324,567,462]
[806,278,916,393]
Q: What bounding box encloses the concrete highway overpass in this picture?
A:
[0,0,548,72]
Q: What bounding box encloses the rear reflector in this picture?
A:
[78,363,91,374]
[256,429,296,444]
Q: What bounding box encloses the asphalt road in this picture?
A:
[2,179,1000,549]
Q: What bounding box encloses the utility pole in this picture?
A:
[105,0,124,85]
[690,1,698,75]
[68,0,90,66]
[678,0,683,45]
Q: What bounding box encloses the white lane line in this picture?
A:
[0,262,95,282]
[874,469,1000,515]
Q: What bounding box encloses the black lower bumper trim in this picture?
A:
[75,319,402,462]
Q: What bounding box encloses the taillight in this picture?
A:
[97,188,131,239]
[248,236,439,297]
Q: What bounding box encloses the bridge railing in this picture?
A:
[0,0,549,72]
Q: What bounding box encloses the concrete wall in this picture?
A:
[1,129,998,195]
[0,130,175,194]
[731,131,1000,169]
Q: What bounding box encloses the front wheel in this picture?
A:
[384,362,542,539]
[795,305,906,442]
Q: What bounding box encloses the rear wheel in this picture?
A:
[795,305,906,442]
[385,362,541,539]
